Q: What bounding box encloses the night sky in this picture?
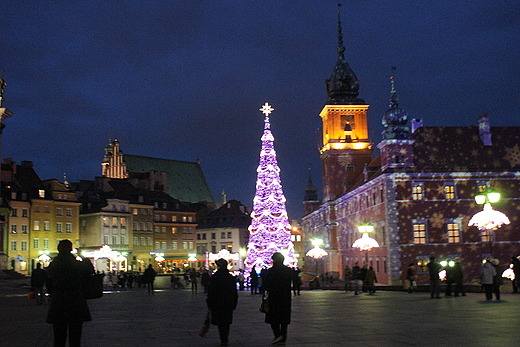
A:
[1,1,519,220]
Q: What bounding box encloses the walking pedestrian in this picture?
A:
[365,266,378,295]
[206,259,238,346]
[46,239,94,347]
[190,268,198,293]
[143,264,156,295]
[480,258,496,301]
[263,252,292,345]
[292,267,302,296]
[427,256,442,299]
[352,262,362,295]
[31,263,47,305]
[491,259,503,301]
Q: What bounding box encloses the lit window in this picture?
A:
[172,215,177,222]
[39,190,45,198]
[103,217,109,227]
[44,221,50,231]
[447,223,460,243]
[182,216,187,222]
[444,185,455,200]
[481,229,492,243]
[120,218,126,227]
[112,217,118,226]
[10,225,17,234]
[412,185,423,200]
[417,259,428,273]
[296,235,301,242]
[188,216,193,222]
[172,227,177,234]
[133,209,138,215]
[413,223,427,244]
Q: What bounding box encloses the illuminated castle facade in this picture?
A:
[302,12,520,285]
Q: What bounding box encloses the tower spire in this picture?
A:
[381,68,410,140]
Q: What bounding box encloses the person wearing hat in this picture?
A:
[206,259,238,346]
[491,259,503,301]
[263,252,293,345]
[46,239,94,347]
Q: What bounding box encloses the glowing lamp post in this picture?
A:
[306,239,328,276]
[353,223,379,266]
[469,191,509,256]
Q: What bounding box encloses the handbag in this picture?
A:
[259,293,269,313]
[199,309,210,337]
[84,274,103,299]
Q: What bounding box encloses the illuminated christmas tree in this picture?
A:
[245,103,296,274]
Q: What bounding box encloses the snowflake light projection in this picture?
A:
[244,103,296,274]
[468,203,510,231]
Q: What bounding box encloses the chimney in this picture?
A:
[478,113,492,146]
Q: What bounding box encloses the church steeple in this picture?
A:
[381,72,410,140]
[325,5,365,105]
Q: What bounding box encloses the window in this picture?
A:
[140,209,145,215]
[161,227,166,233]
[43,238,49,249]
[155,227,160,233]
[56,223,63,233]
[112,235,118,245]
[172,227,177,234]
[140,222,145,231]
[161,242,167,249]
[121,205,126,212]
[66,223,72,233]
[346,164,355,173]
[227,232,232,239]
[221,232,226,239]
[21,225,28,234]
[21,241,27,251]
[34,220,40,231]
[444,185,455,200]
[477,183,487,193]
[22,209,28,217]
[412,184,423,200]
[11,192,17,200]
[147,222,152,231]
[34,205,40,213]
[188,242,193,249]
[120,218,126,227]
[201,233,206,240]
[33,238,39,249]
[183,227,188,234]
[188,216,193,222]
[172,241,177,249]
[155,241,160,249]
[44,205,50,213]
[66,208,72,217]
[417,259,428,273]
[380,188,384,203]
[172,215,177,222]
[56,208,63,216]
[140,237,145,246]
[154,214,160,221]
[120,235,126,245]
[211,233,216,240]
[182,216,187,222]
[183,242,188,249]
[39,189,45,198]
[481,229,492,243]
[11,209,17,217]
[372,192,376,205]
[133,222,139,230]
[147,237,152,246]
[10,240,17,251]
[103,217,109,227]
[189,227,194,234]
[447,223,460,243]
[103,235,109,245]
[161,215,166,221]
[132,208,138,215]
[112,217,118,226]
[133,237,138,246]
[413,223,427,244]
[11,225,17,233]
[44,221,50,231]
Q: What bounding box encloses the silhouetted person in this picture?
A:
[511,256,520,293]
[480,258,496,301]
[292,267,302,295]
[264,252,292,345]
[427,256,442,299]
[46,239,94,347]
[491,259,503,301]
[451,258,465,297]
[31,263,47,305]
[143,264,156,295]
[206,259,238,346]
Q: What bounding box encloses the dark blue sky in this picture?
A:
[1,1,519,220]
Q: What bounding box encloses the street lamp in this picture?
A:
[353,223,379,266]
[469,190,510,256]
[306,239,328,276]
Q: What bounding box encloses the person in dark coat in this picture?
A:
[46,239,94,347]
[491,259,503,301]
[31,262,47,305]
[250,267,259,294]
[451,258,465,297]
[292,267,302,296]
[364,266,377,295]
[201,269,210,293]
[206,259,238,346]
[427,256,442,299]
[352,262,362,295]
[511,256,520,293]
[143,264,156,295]
[263,252,293,345]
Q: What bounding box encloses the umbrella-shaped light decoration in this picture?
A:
[352,233,380,251]
[306,244,328,259]
[468,203,510,231]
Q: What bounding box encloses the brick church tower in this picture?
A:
[320,9,373,202]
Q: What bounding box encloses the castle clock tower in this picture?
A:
[320,9,372,201]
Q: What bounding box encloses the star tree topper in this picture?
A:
[260,102,274,116]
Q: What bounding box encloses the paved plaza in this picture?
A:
[1,277,519,347]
